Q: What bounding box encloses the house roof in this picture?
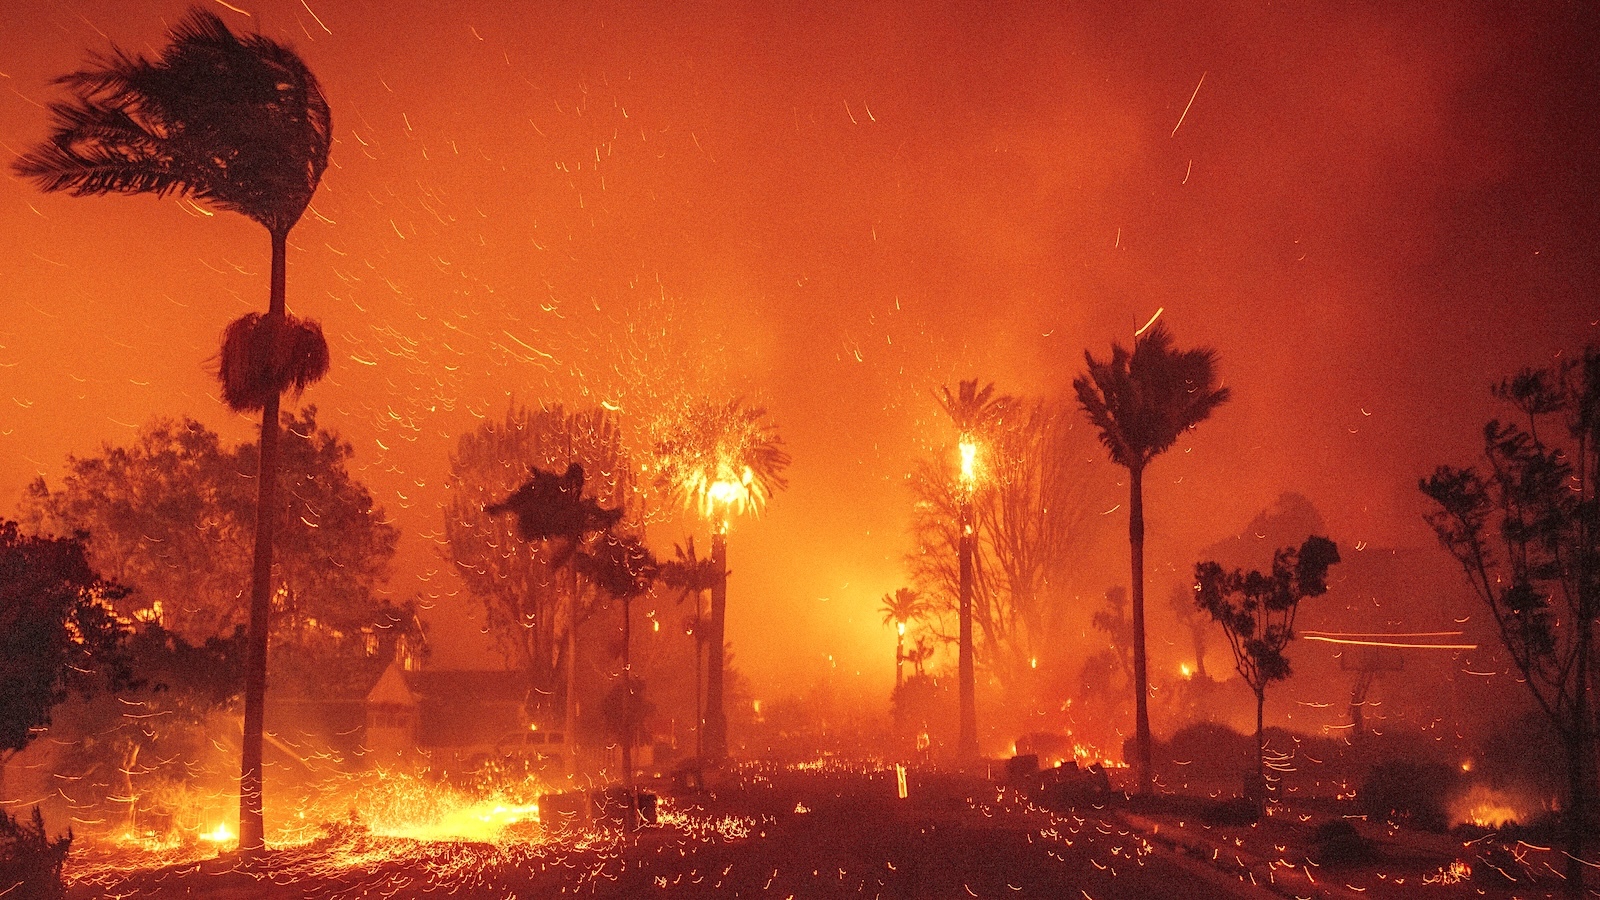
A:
[363,661,530,708]
[404,669,530,704]
[366,658,418,706]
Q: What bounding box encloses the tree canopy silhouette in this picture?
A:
[1195,535,1339,803]
[0,521,131,762]
[1421,345,1599,894]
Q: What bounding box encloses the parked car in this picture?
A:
[492,726,570,775]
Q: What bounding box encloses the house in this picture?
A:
[362,658,528,769]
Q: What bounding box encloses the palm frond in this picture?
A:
[938,379,1013,436]
[654,397,791,518]
[13,6,331,234]
[13,99,187,197]
[577,533,657,600]
[660,538,726,610]
[1075,323,1228,470]
[217,312,330,412]
[879,587,925,628]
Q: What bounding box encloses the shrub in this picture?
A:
[0,806,71,900]
[1310,818,1375,865]
[1201,797,1261,826]
[1361,760,1459,832]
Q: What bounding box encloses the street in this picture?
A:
[68,764,1256,899]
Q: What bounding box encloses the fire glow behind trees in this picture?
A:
[0,0,1596,774]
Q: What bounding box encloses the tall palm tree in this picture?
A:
[1074,322,1230,795]
[879,587,925,690]
[655,398,790,763]
[14,8,332,855]
[661,538,721,761]
[937,379,1012,761]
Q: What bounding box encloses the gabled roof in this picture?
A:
[366,658,418,706]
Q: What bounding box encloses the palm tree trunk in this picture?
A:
[694,628,704,762]
[704,531,728,763]
[239,228,286,858]
[621,592,634,809]
[566,566,579,777]
[895,633,904,691]
[958,496,978,761]
[1129,464,1152,795]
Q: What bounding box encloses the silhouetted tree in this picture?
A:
[1421,347,1599,894]
[1173,493,1330,684]
[0,521,130,801]
[1075,322,1231,794]
[0,806,72,900]
[910,396,1105,729]
[1072,587,1134,753]
[655,398,789,763]
[1167,582,1208,679]
[906,451,990,650]
[446,403,633,737]
[1195,536,1340,804]
[15,8,333,854]
[981,400,1104,690]
[1092,586,1134,682]
[488,464,624,563]
[23,412,415,701]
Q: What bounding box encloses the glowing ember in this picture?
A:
[1424,860,1473,885]
[376,800,540,843]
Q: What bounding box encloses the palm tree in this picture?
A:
[879,588,926,690]
[486,458,624,739]
[654,398,790,763]
[1074,322,1230,795]
[579,532,657,807]
[937,379,1012,761]
[660,538,721,762]
[485,462,623,563]
[14,8,332,855]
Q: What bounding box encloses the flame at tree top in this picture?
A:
[958,439,979,488]
[653,398,790,530]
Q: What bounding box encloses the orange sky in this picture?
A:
[2,0,1596,699]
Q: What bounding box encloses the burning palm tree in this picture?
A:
[937,379,1012,761]
[879,588,927,691]
[654,398,789,763]
[1074,321,1230,795]
[14,8,332,855]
